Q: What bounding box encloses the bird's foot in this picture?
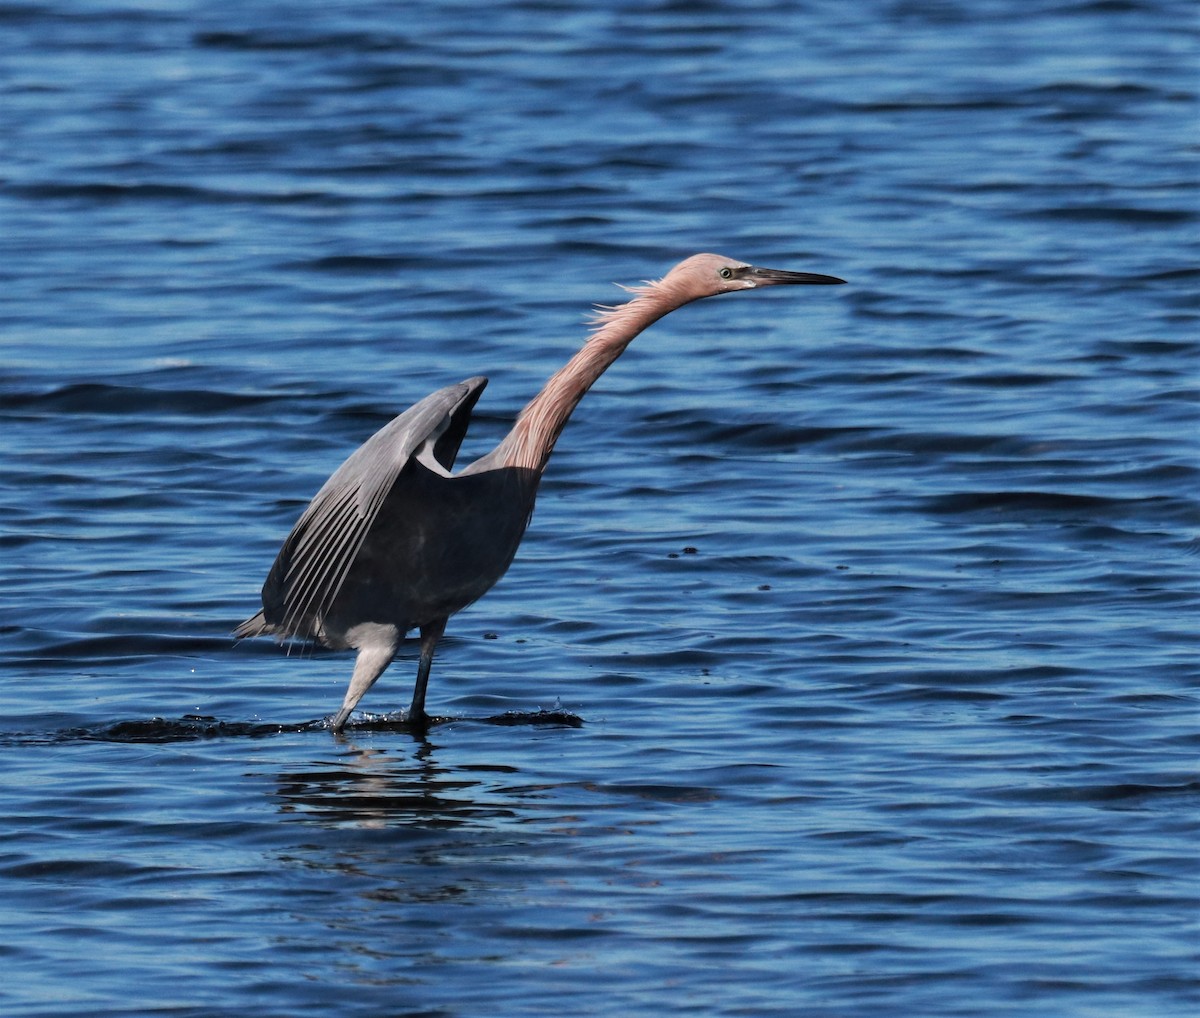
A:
[406,709,432,734]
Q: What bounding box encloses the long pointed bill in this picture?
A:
[746,265,846,286]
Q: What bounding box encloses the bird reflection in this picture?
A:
[274,739,520,830]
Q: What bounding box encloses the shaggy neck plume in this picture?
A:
[495,278,692,474]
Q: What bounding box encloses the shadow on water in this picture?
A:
[11,708,583,745]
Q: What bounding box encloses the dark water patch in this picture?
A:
[472,708,583,728]
[13,708,583,746]
[864,685,1010,705]
[7,181,340,207]
[986,779,1200,805]
[1106,691,1196,707]
[193,29,404,53]
[1041,1,1163,19]
[0,857,177,882]
[851,96,1021,114]
[703,420,868,452]
[642,408,883,453]
[1024,79,1182,121]
[578,781,719,805]
[1029,205,1195,226]
[46,715,320,744]
[1094,333,1195,357]
[20,632,236,663]
[835,429,1026,457]
[951,370,1078,388]
[2,381,285,416]
[922,489,1195,524]
[287,253,427,274]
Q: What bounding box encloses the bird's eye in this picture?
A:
[718,267,734,280]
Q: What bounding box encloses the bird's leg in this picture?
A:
[330,632,400,732]
[408,617,447,730]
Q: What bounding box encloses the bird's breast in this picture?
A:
[326,464,540,635]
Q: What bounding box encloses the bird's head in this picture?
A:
[592,252,844,332]
[667,252,846,299]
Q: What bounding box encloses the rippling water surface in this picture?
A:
[2,1,1197,1015]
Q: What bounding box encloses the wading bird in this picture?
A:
[236,253,844,731]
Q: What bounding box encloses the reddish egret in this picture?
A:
[236,253,844,731]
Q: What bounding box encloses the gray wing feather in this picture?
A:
[259,376,487,639]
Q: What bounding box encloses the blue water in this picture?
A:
[2,1,1197,1015]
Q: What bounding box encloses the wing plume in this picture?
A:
[253,377,487,640]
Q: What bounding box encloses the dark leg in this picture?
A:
[408,617,447,729]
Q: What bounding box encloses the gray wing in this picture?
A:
[257,376,487,640]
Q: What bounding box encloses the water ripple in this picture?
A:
[0,0,1196,1015]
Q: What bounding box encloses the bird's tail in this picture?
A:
[233,610,270,640]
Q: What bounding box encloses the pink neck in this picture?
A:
[496,290,677,473]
